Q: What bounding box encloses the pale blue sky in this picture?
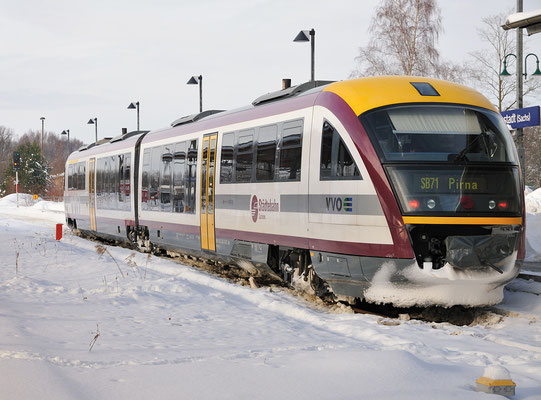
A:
[1,0,540,144]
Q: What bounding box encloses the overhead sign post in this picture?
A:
[501,106,540,129]
[13,152,20,208]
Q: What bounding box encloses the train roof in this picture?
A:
[68,130,149,160]
[323,76,496,116]
[165,76,495,132]
[69,76,496,157]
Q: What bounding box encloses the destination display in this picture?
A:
[415,174,488,193]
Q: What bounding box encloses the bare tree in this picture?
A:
[0,126,14,186]
[469,12,540,111]
[524,126,541,188]
[352,0,443,77]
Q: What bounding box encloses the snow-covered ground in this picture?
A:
[0,193,540,399]
[526,188,541,264]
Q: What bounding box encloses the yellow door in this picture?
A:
[200,134,217,251]
[89,158,97,231]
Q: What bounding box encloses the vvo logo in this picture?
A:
[325,196,353,212]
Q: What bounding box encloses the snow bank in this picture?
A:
[482,365,511,380]
[525,188,541,261]
[0,193,64,224]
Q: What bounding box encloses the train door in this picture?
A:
[200,133,217,251]
[89,158,97,231]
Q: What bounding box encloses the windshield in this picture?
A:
[361,105,517,164]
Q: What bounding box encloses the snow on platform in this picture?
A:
[0,195,540,399]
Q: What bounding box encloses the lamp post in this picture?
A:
[61,130,70,154]
[127,101,140,131]
[187,75,203,113]
[501,53,541,78]
[87,118,98,143]
[293,29,316,82]
[500,51,541,181]
[40,116,45,156]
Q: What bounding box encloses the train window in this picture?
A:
[67,162,85,190]
[104,158,110,197]
[220,132,235,183]
[118,154,125,203]
[320,121,361,180]
[173,142,186,213]
[161,146,173,212]
[278,119,303,181]
[142,149,151,210]
[96,158,103,207]
[201,139,208,213]
[110,156,118,210]
[124,154,131,209]
[72,164,77,190]
[236,130,254,183]
[77,162,85,190]
[362,105,517,164]
[256,125,277,181]
[185,139,198,213]
[67,165,72,189]
[149,146,162,211]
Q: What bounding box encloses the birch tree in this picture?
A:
[469,12,540,111]
[352,0,442,77]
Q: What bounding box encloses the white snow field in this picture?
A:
[526,188,541,264]
[0,193,540,399]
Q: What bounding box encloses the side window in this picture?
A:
[118,154,125,203]
[278,119,303,181]
[220,132,235,183]
[236,129,254,183]
[124,154,131,209]
[78,162,86,190]
[185,140,198,213]
[149,146,162,211]
[68,165,73,190]
[256,125,277,181]
[96,158,103,208]
[320,121,361,180]
[141,149,151,210]
[104,158,110,207]
[161,145,173,212]
[173,142,186,213]
[110,156,118,209]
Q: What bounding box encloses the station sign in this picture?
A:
[500,106,540,129]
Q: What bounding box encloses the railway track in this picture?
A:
[80,230,536,327]
[518,272,541,282]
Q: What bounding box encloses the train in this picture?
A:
[64,76,525,307]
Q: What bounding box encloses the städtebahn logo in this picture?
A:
[251,195,259,222]
[251,195,279,222]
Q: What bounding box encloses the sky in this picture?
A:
[1,0,541,145]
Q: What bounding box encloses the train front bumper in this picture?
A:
[312,230,522,307]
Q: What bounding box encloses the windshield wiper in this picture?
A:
[451,130,497,163]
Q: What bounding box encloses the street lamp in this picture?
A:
[500,53,541,78]
[293,29,316,82]
[61,130,70,153]
[40,116,45,156]
[127,101,140,131]
[187,75,203,113]
[87,118,98,143]
[500,51,541,181]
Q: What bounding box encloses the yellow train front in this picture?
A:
[315,77,524,307]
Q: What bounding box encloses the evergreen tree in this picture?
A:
[1,142,49,196]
